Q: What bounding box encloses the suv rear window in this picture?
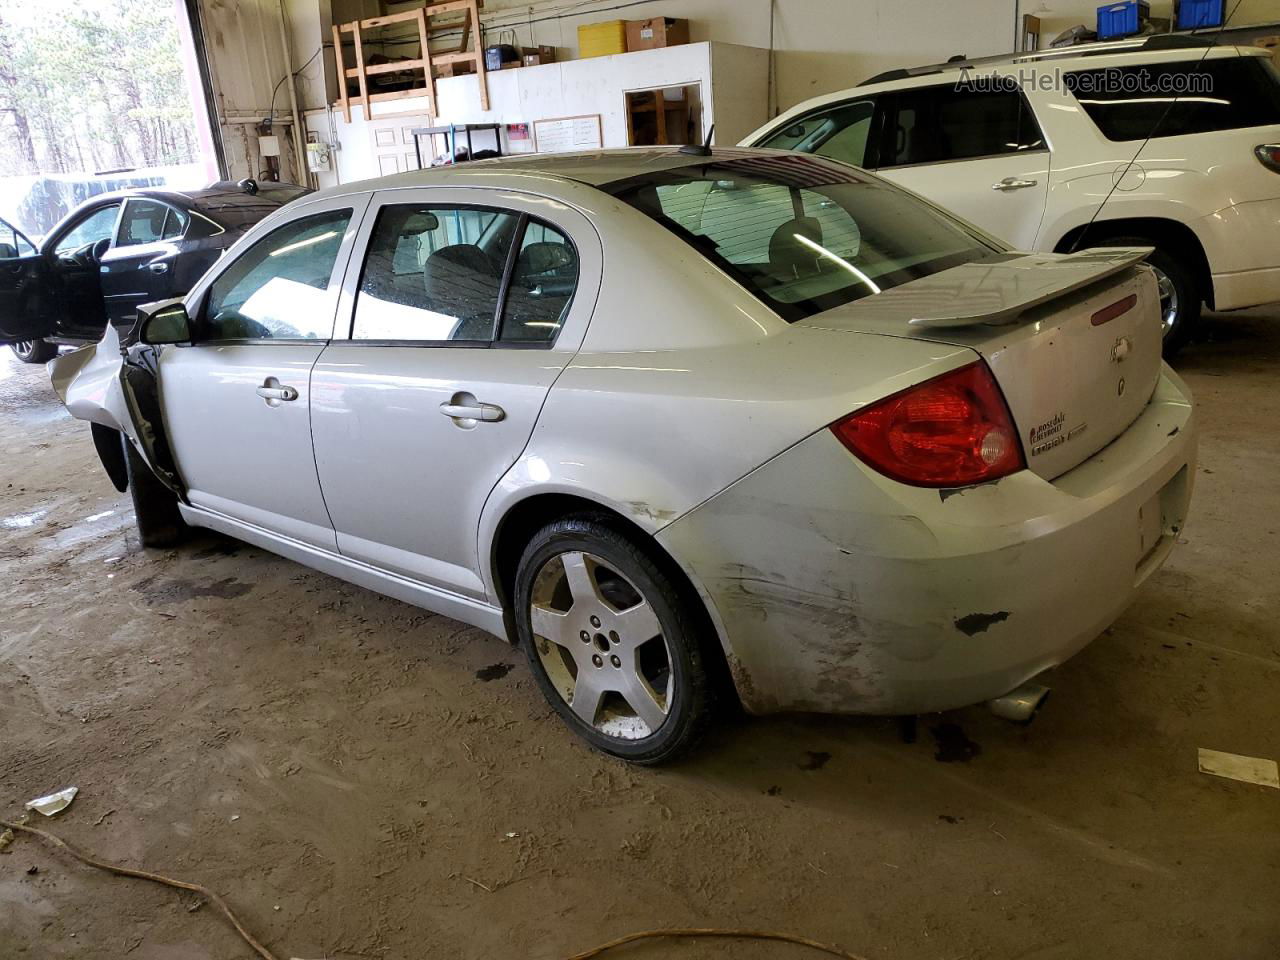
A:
[1067,56,1280,141]
[607,155,1000,322]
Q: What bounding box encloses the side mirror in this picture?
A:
[137,299,192,345]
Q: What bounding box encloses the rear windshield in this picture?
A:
[607,155,1000,322]
[1067,56,1280,141]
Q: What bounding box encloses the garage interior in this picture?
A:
[3,0,1280,958]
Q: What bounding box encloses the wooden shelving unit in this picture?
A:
[332,0,489,124]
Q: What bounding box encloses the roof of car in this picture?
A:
[307,146,813,201]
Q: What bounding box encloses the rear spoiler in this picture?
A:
[902,248,1152,329]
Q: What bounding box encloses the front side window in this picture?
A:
[354,206,519,342]
[757,99,878,168]
[610,155,999,321]
[1067,57,1280,142]
[54,204,121,257]
[0,219,35,259]
[203,208,351,341]
[877,86,1044,168]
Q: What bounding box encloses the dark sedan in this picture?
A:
[0,180,308,363]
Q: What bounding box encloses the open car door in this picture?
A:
[0,216,54,345]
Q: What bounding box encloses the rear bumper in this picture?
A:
[658,368,1196,716]
[1196,198,1280,310]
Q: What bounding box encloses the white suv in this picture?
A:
[744,36,1280,353]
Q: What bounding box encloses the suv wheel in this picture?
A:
[514,517,713,764]
[1108,236,1201,358]
[11,339,57,364]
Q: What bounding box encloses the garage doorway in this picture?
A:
[0,0,220,245]
[625,84,704,146]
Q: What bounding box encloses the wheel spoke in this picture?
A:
[530,603,574,648]
[561,551,603,609]
[570,672,604,725]
[620,668,667,733]
[613,598,661,645]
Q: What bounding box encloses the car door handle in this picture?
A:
[439,400,504,422]
[256,378,299,403]
[992,177,1038,191]
[148,262,169,274]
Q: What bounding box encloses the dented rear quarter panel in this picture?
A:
[657,367,1197,716]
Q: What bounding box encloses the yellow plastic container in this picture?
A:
[578,20,627,58]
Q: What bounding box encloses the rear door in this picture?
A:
[310,188,600,600]
[872,83,1050,249]
[155,195,368,549]
[100,197,190,325]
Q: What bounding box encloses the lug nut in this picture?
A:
[610,655,621,668]
[609,631,620,645]
[580,630,590,642]
[590,615,601,628]
[592,654,603,667]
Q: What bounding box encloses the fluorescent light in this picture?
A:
[792,233,881,293]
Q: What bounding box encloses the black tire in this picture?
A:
[123,436,186,548]
[11,339,57,364]
[514,516,713,764]
[1108,235,1201,358]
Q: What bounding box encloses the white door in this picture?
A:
[309,188,601,599]
[158,196,369,549]
[873,83,1051,249]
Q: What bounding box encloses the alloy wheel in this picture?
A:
[13,340,36,361]
[528,550,673,740]
[1152,264,1179,337]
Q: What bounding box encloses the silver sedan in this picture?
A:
[50,148,1196,762]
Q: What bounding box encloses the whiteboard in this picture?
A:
[533,115,603,154]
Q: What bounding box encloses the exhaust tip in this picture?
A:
[987,683,1051,724]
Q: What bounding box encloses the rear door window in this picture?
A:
[1066,56,1280,141]
[876,85,1044,168]
[117,198,173,247]
[499,220,579,344]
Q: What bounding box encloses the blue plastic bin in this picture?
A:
[1097,1,1150,39]
[1177,0,1224,29]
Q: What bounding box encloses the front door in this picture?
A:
[100,197,189,325]
[872,84,1051,249]
[157,197,368,550]
[310,188,600,599]
[0,218,49,344]
[47,202,124,339]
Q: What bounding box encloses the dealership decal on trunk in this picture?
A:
[1028,412,1088,458]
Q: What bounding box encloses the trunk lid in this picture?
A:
[799,249,1164,480]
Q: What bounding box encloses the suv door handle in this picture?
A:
[992,177,1038,191]
[148,262,169,274]
[440,397,504,423]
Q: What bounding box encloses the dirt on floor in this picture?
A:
[2,311,1279,960]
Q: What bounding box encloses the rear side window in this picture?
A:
[757,99,878,168]
[499,220,578,344]
[1067,57,1280,141]
[877,86,1045,168]
[203,208,351,341]
[354,206,519,342]
[117,199,171,247]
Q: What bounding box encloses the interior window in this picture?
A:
[117,199,172,247]
[758,100,877,168]
[0,219,34,259]
[878,86,1043,168]
[500,219,578,343]
[353,205,518,341]
[203,208,351,341]
[53,204,121,257]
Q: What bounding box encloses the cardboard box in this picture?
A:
[626,17,689,51]
[521,45,556,66]
[578,20,626,58]
[1257,35,1280,67]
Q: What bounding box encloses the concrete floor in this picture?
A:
[2,310,1278,960]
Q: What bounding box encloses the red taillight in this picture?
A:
[1256,143,1280,173]
[1091,293,1137,326]
[830,362,1025,488]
